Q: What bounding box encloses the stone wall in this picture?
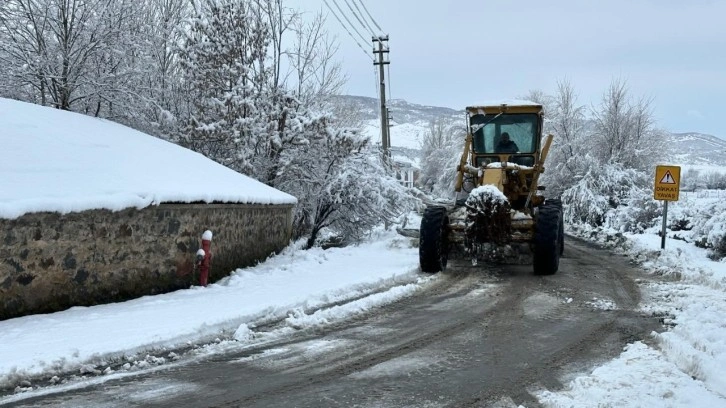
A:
[0,203,293,320]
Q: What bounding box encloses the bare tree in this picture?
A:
[288,11,346,106]
[0,0,52,104]
[520,89,554,117]
[137,0,190,133]
[551,80,584,155]
[592,79,665,171]
[256,0,296,90]
[0,0,140,111]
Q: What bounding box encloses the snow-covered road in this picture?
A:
[1,229,725,407]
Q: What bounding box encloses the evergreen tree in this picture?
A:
[177,0,270,174]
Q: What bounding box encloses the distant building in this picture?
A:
[390,149,421,188]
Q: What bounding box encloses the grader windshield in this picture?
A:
[469,113,539,155]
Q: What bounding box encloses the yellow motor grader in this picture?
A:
[419,101,564,275]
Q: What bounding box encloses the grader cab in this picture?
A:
[419,101,564,275]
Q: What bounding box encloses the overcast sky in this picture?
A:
[299,0,726,137]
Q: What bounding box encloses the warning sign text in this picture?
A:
[654,165,681,201]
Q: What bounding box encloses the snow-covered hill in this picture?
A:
[333,95,463,150]
[668,132,726,171]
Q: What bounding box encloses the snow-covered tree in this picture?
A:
[539,80,588,197]
[561,162,654,229]
[0,0,53,104]
[419,118,465,198]
[176,0,270,174]
[275,119,414,248]
[0,0,140,111]
[591,79,666,172]
[531,79,669,230]
[130,0,191,137]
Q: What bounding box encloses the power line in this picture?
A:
[350,0,377,37]
[354,0,384,35]
[322,0,371,60]
[343,0,375,37]
[330,0,369,46]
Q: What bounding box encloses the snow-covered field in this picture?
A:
[362,118,428,150]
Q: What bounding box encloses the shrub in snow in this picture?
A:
[608,188,662,234]
[665,196,726,259]
[562,163,652,230]
[79,364,100,375]
[275,126,415,249]
[697,209,726,260]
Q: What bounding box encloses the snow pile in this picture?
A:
[0,229,420,391]
[0,98,296,220]
[468,185,508,204]
[283,282,423,329]
[584,297,617,311]
[233,324,254,342]
[538,342,725,407]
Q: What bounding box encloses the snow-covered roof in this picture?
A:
[391,154,421,169]
[0,98,296,220]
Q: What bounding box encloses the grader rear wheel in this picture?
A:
[533,202,562,275]
[546,198,565,255]
[419,206,450,273]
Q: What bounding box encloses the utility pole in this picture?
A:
[373,36,390,157]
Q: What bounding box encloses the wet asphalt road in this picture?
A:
[4,237,662,408]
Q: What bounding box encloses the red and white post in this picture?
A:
[196,230,213,287]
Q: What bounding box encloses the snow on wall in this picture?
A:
[0,98,297,220]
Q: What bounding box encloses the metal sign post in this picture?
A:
[653,165,681,250]
[660,201,668,249]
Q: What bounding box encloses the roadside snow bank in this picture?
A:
[538,342,725,407]
[537,227,726,406]
[0,229,420,389]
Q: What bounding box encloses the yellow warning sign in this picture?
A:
[654,165,681,201]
